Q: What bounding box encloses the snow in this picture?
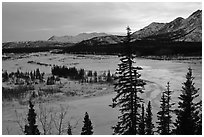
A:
[2,52,202,134]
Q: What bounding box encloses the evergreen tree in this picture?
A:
[157,82,174,135]
[2,71,9,82]
[157,92,168,135]
[67,123,72,135]
[112,26,145,135]
[30,71,35,81]
[36,68,40,79]
[195,101,202,135]
[87,70,93,77]
[164,82,174,134]
[78,69,85,82]
[24,100,40,135]
[81,112,93,135]
[175,68,201,135]
[106,70,112,83]
[145,101,154,135]
[93,71,97,83]
[138,104,145,135]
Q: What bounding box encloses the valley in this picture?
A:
[2,52,202,134]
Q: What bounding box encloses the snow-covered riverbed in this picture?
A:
[2,52,202,134]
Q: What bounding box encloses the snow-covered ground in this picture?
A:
[2,52,202,134]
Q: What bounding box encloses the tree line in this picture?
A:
[2,68,44,84]
[64,40,201,57]
[51,65,114,83]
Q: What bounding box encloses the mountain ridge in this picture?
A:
[77,10,201,46]
[3,10,202,50]
[133,9,202,42]
[48,32,108,43]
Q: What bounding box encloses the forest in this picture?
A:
[2,39,202,57]
[64,40,202,56]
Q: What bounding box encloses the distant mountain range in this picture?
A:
[3,10,202,50]
[48,32,108,43]
[132,9,201,42]
[77,10,201,46]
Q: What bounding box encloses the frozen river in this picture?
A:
[2,52,202,134]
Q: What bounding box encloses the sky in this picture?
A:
[2,2,202,42]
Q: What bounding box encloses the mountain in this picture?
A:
[76,10,201,47]
[176,9,202,42]
[2,41,74,50]
[3,10,201,52]
[48,32,108,43]
[76,35,125,46]
[132,22,165,39]
[132,10,202,42]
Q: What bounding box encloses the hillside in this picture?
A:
[76,35,126,46]
[75,10,201,47]
[132,22,165,40]
[134,10,202,42]
[48,32,108,43]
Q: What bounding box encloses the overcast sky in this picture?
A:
[2,2,201,42]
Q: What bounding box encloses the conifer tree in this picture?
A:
[93,71,97,83]
[195,101,202,135]
[157,82,174,135]
[78,69,85,82]
[157,92,168,135]
[81,112,93,135]
[2,71,9,82]
[36,68,40,79]
[145,101,154,135]
[67,123,72,135]
[164,82,174,134]
[175,68,201,135]
[106,70,112,83]
[24,100,40,135]
[138,104,145,135]
[112,26,145,135]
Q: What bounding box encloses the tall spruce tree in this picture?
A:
[24,100,40,135]
[81,112,93,135]
[175,68,201,135]
[157,92,168,135]
[112,26,145,135]
[164,82,174,134]
[138,104,145,135]
[145,101,154,135]
[157,82,174,135]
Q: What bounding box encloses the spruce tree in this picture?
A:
[106,70,112,83]
[157,82,174,135]
[24,100,40,135]
[138,104,145,135]
[112,26,145,135]
[164,82,174,134]
[81,112,93,135]
[2,71,9,82]
[157,92,168,135]
[175,68,201,135]
[145,101,154,135]
[67,123,72,135]
[93,71,97,83]
[195,101,202,135]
